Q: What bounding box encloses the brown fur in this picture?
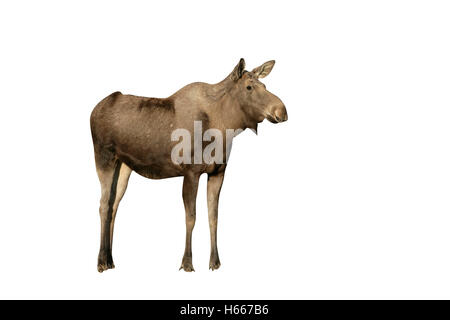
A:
[91,59,287,272]
[138,97,175,112]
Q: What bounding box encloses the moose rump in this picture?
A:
[91,91,183,179]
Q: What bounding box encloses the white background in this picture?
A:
[0,0,449,299]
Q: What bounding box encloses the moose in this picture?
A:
[90,58,287,272]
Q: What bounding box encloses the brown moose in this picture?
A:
[90,58,287,272]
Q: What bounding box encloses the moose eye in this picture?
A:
[246,86,252,91]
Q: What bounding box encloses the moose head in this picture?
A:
[228,58,288,125]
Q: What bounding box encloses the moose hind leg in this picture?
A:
[179,173,200,272]
[109,163,132,249]
[96,161,131,273]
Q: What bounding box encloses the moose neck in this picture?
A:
[210,76,235,99]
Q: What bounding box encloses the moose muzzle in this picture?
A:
[267,104,288,123]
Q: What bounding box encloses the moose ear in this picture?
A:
[252,60,275,78]
[230,58,246,81]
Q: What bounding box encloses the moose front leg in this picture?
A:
[207,171,225,270]
[180,173,200,272]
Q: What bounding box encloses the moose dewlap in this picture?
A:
[90,58,287,272]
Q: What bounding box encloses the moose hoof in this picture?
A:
[97,262,115,273]
[97,252,115,273]
[179,257,195,272]
[209,260,221,271]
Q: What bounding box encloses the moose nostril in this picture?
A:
[273,106,287,122]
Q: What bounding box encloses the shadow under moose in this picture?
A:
[90,58,288,273]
